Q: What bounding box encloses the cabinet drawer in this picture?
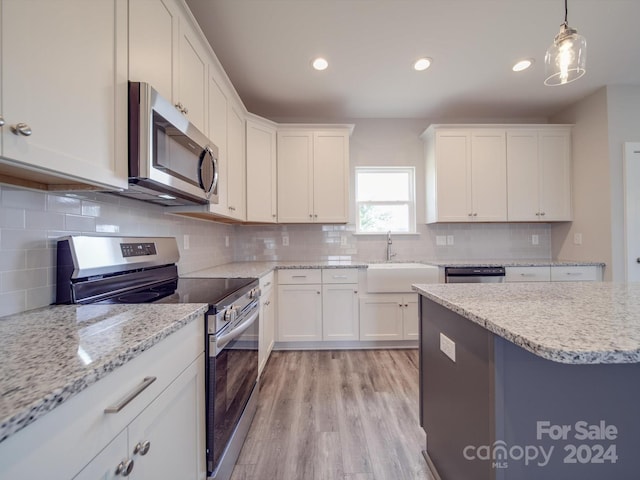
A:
[322,268,358,284]
[551,266,600,282]
[278,269,322,284]
[259,271,275,292]
[505,266,551,282]
[0,318,204,479]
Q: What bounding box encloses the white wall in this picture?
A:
[550,85,640,281]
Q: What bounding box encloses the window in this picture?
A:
[355,166,416,234]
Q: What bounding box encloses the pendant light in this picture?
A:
[544,0,586,86]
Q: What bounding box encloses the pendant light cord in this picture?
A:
[564,0,569,25]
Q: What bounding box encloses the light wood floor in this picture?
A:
[231,349,434,480]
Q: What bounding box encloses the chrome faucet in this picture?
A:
[386,231,396,261]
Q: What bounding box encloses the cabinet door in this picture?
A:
[259,286,275,373]
[539,130,572,221]
[322,283,359,341]
[471,130,507,221]
[277,284,322,341]
[402,295,419,340]
[359,295,404,341]
[277,132,313,222]
[207,74,229,214]
[433,131,472,222]
[73,430,129,480]
[507,130,540,221]
[313,131,349,223]
[127,355,205,480]
[128,0,178,102]
[226,103,246,219]
[505,266,551,282]
[246,119,277,222]
[177,19,208,133]
[1,0,128,190]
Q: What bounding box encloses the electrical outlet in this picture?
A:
[225,236,229,247]
[341,235,347,246]
[446,235,454,245]
[183,234,190,250]
[440,333,456,362]
[282,235,289,246]
[532,234,539,245]
[573,233,583,245]
[436,235,447,246]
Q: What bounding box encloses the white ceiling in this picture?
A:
[185,0,640,121]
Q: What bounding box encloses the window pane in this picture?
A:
[358,204,410,232]
[357,172,409,201]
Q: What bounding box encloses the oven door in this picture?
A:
[207,306,259,476]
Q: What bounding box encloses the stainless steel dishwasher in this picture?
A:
[444,266,505,283]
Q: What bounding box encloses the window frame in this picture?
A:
[355,166,417,234]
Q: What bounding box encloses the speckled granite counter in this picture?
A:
[185,260,368,278]
[425,259,605,267]
[0,303,207,444]
[413,282,640,364]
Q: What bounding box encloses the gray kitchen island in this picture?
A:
[413,282,640,480]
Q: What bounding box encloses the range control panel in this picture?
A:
[120,242,157,258]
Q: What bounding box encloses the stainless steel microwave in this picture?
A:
[121,82,219,206]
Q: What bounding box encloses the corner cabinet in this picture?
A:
[423,127,507,223]
[246,115,278,223]
[0,0,128,191]
[422,124,573,224]
[277,125,353,223]
[506,127,572,221]
[226,101,246,220]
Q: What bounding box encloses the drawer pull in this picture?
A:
[332,275,348,279]
[565,272,583,276]
[115,459,134,476]
[292,275,307,278]
[104,376,156,414]
[134,440,151,456]
[263,281,272,287]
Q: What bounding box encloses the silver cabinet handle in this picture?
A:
[565,272,583,276]
[292,275,307,278]
[104,376,156,414]
[0,115,4,127]
[134,440,151,456]
[115,459,134,476]
[332,275,348,279]
[540,212,545,216]
[354,290,358,294]
[637,258,640,264]
[11,123,32,136]
[272,214,277,218]
[473,212,478,216]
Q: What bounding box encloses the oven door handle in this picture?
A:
[216,309,259,353]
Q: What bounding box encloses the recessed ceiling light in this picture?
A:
[312,57,328,71]
[413,57,432,71]
[512,59,534,72]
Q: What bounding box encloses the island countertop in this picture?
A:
[413,282,640,364]
[0,303,208,444]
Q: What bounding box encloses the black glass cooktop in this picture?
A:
[96,277,257,308]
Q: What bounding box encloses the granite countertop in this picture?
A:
[413,282,640,365]
[0,303,207,444]
[425,259,606,267]
[185,260,368,278]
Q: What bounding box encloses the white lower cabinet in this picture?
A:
[359,294,418,341]
[322,269,359,341]
[505,265,602,283]
[0,319,205,480]
[259,272,275,374]
[276,268,360,343]
[75,355,205,480]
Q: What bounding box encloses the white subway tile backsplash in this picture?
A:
[1,228,48,250]
[26,210,65,230]
[46,195,82,214]
[64,214,96,232]
[1,188,46,210]
[0,291,26,317]
[0,207,25,228]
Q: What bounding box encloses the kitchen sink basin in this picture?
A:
[367,263,440,292]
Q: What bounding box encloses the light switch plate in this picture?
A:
[446,235,454,245]
[573,233,583,245]
[436,235,447,246]
[532,234,539,245]
[282,235,289,246]
[225,236,229,247]
[440,333,456,362]
[183,234,190,250]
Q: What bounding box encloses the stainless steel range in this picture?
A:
[56,235,259,480]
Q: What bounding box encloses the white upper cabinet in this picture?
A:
[0,0,128,190]
[226,101,246,220]
[206,73,229,216]
[129,0,208,134]
[424,127,507,223]
[277,126,352,223]
[246,115,277,223]
[507,127,572,221]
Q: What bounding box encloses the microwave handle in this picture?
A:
[199,146,218,199]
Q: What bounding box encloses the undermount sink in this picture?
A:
[367,263,440,292]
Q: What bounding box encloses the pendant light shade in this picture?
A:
[544,0,587,86]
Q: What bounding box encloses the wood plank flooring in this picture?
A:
[231,349,434,480]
